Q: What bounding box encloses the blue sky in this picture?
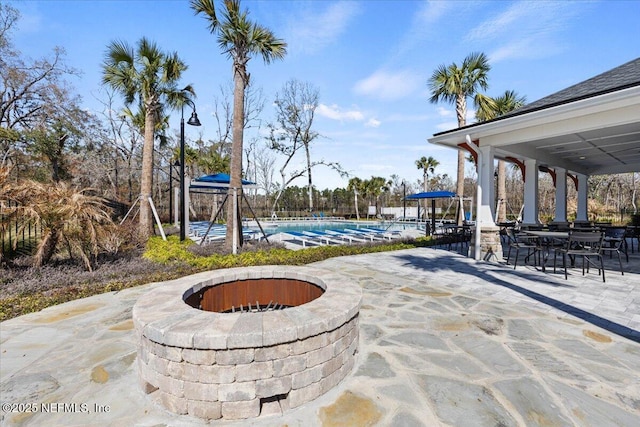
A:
[9,0,640,191]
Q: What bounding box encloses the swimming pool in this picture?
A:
[247,220,420,235]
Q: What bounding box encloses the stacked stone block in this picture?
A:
[133,266,362,421]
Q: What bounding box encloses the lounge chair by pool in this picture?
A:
[284,231,325,247]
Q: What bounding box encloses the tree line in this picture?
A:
[2,1,638,268]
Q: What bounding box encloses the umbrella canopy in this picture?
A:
[405,190,456,200]
[190,173,257,190]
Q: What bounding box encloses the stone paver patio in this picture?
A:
[1,246,639,426]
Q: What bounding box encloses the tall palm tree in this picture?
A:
[364,176,389,217]
[102,37,191,240]
[475,90,526,223]
[191,0,286,252]
[415,156,439,218]
[347,177,363,220]
[428,52,490,224]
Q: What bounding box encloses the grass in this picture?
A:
[0,235,435,321]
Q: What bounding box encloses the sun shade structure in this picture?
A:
[405,190,457,200]
[405,191,458,235]
[190,173,257,191]
[186,173,267,246]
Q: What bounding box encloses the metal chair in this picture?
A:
[554,231,606,282]
[626,226,640,253]
[505,228,539,269]
[600,226,628,275]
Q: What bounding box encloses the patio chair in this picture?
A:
[600,226,628,275]
[342,228,384,241]
[302,230,345,245]
[284,231,325,247]
[325,229,368,244]
[361,227,402,238]
[505,228,540,269]
[626,226,640,253]
[443,226,471,252]
[554,231,605,282]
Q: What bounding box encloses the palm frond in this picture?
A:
[191,0,219,32]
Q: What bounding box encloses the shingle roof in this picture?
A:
[433,57,640,136]
[506,57,640,117]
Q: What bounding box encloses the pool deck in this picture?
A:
[1,247,639,426]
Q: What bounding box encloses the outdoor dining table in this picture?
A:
[523,230,570,272]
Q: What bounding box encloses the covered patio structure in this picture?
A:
[428,57,640,260]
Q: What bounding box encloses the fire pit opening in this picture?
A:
[183,278,325,313]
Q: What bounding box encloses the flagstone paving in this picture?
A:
[1,247,639,426]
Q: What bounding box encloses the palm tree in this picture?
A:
[102,37,191,241]
[347,177,363,220]
[415,156,439,220]
[364,176,389,218]
[428,52,490,224]
[191,0,286,252]
[475,90,526,223]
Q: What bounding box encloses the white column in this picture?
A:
[477,145,496,227]
[576,173,589,222]
[554,167,567,223]
[522,158,539,225]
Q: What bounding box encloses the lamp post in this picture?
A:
[169,160,179,224]
[179,100,201,241]
[402,181,406,220]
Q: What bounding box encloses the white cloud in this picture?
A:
[490,38,566,63]
[286,2,361,54]
[365,118,381,128]
[393,1,454,58]
[416,0,451,24]
[437,107,454,118]
[316,103,364,122]
[353,69,422,100]
[465,1,578,63]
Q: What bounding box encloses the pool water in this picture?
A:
[249,221,419,235]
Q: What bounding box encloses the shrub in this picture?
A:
[144,236,431,270]
[1,235,436,321]
[3,179,115,270]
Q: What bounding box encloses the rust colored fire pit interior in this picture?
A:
[184,278,325,313]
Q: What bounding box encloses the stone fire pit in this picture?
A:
[132,265,362,420]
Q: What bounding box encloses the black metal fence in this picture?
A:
[1,197,128,260]
[1,199,41,258]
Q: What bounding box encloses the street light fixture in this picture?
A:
[180,100,201,241]
[402,181,406,220]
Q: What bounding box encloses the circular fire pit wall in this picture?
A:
[133,266,362,421]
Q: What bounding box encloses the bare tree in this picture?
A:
[94,89,143,202]
[253,143,276,200]
[267,79,345,214]
[1,4,82,173]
